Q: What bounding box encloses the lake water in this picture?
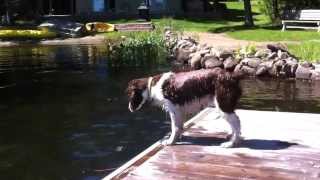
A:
[0,45,319,180]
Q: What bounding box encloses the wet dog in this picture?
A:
[126,68,242,147]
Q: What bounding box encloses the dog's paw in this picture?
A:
[161,139,175,146]
[220,141,236,148]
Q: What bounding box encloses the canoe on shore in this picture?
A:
[85,22,115,33]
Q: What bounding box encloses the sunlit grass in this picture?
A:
[288,41,320,62]
[227,29,320,41]
[107,0,320,42]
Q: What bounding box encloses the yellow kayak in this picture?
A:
[85,22,115,32]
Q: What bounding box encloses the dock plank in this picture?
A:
[104,109,320,180]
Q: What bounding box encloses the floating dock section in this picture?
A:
[104,108,320,180]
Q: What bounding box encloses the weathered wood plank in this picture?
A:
[103,108,212,180]
[104,109,320,180]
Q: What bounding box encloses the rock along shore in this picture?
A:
[165,30,320,80]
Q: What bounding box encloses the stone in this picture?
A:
[281,60,298,78]
[190,52,202,69]
[203,57,223,69]
[254,49,271,58]
[241,58,261,68]
[234,64,243,74]
[256,66,269,76]
[274,59,286,67]
[267,52,278,60]
[234,64,255,76]
[223,57,238,71]
[241,65,256,76]
[267,43,288,53]
[189,45,198,53]
[295,65,312,79]
[300,61,315,70]
[314,64,320,71]
[287,57,298,63]
[199,43,211,51]
[268,64,280,77]
[177,39,197,49]
[189,52,196,59]
[176,48,192,64]
[259,60,274,69]
[270,59,286,77]
[202,54,220,64]
[311,70,320,80]
[277,50,289,59]
[211,48,233,59]
[199,49,210,56]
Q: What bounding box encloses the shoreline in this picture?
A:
[0,34,107,47]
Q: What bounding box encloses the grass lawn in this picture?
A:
[227,29,320,42]
[109,1,319,41]
[104,1,320,61]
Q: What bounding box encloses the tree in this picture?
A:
[0,0,40,24]
[261,0,320,24]
[243,0,254,26]
[272,0,280,21]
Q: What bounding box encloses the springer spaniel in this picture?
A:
[126,68,242,148]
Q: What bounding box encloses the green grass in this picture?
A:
[288,41,320,62]
[223,1,320,42]
[227,29,320,41]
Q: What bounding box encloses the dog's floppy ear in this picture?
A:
[125,78,148,95]
[126,79,137,96]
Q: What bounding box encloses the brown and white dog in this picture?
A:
[126,68,242,148]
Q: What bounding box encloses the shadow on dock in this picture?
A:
[178,136,299,150]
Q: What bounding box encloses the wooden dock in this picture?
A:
[103,108,320,180]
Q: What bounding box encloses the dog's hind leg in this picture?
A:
[221,112,241,148]
[214,72,242,148]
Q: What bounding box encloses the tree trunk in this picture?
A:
[243,0,254,26]
[272,0,280,21]
[4,0,11,25]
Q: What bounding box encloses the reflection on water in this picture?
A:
[240,78,320,113]
[0,45,319,180]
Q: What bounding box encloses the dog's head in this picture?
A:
[126,78,149,112]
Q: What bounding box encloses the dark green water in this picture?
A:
[0,45,319,180]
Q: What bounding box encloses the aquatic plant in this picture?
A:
[287,41,320,63]
[235,43,257,59]
[105,30,168,67]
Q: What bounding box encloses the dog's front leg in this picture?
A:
[162,110,183,146]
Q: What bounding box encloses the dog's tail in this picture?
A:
[215,71,243,113]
